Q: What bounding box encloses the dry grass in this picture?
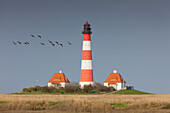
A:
[0,94,170,113]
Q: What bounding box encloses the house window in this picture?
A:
[110,79,116,81]
[54,84,61,87]
[54,79,60,80]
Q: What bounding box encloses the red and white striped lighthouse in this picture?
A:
[80,21,94,88]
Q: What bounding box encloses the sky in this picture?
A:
[0,0,170,94]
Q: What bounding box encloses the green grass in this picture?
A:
[162,104,170,109]
[111,103,128,108]
[49,101,65,106]
[0,101,9,104]
[113,90,150,95]
[27,102,45,106]
[27,101,74,106]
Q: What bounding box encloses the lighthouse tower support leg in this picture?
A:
[80,21,94,88]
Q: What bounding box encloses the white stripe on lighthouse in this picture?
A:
[82,41,91,50]
[80,82,94,88]
[81,60,92,69]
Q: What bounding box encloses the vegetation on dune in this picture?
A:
[17,82,151,95]
[19,82,115,95]
[113,90,150,94]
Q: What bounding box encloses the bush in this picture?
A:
[29,87,36,92]
[91,89,98,94]
[34,86,41,91]
[22,88,29,92]
[107,87,115,92]
[64,85,74,93]
[94,82,108,92]
[64,82,81,93]
[83,84,94,93]
[22,82,114,94]
[40,86,59,93]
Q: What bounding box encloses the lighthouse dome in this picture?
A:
[84,21,90,26]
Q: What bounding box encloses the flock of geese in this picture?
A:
[12,35,71,47]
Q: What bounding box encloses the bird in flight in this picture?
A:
[30,35,34,37]
[68,41,71,45]
[59,44,63,47]
[24,42,28,45]
[17,41,21,44]
[26,41,30,44]
[24,41,29,45]
[55,41,59,45]
[51,43,55,47]
[48,40,52,43]
[40,43,45,45]
[12,41,17,45]
[37,35,41,38]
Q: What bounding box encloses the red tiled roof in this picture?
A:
[104,73,126,85]
[48,73,70,84]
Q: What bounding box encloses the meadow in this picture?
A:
[0,94,170,113]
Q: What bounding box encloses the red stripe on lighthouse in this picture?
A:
[80,70,93,82]
[83,33,91,41]
[82,50,92,60]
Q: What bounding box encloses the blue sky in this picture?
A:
[0,0,170,93]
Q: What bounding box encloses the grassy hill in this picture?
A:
[113,90,151,94]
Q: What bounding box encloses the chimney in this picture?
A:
[113,69,117,73]
[59,70,62,73]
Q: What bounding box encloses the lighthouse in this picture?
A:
[80,21,94,88]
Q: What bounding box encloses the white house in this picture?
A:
[48,70,70,88]
[104,69,126,90]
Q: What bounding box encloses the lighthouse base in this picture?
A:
[80,82,94,88]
